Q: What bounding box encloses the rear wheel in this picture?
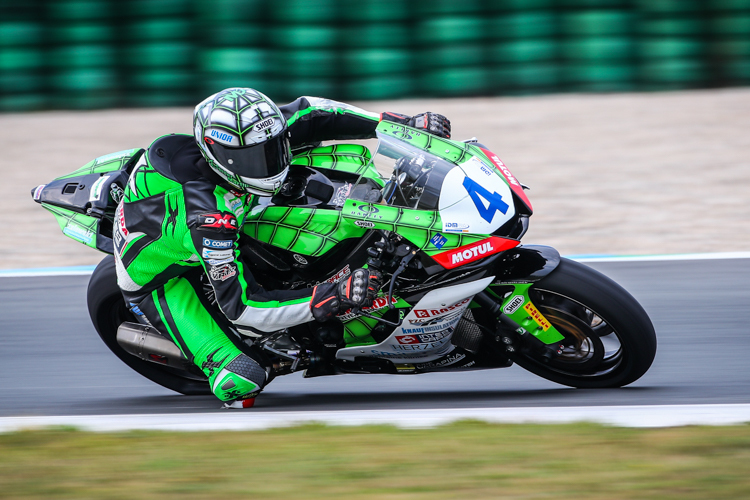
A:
[480,258,656,388]
[87,256,211,395]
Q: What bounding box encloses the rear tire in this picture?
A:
[87,256,211,395]
[482,258,657,388]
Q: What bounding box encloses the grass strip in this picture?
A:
[1,420,749,499]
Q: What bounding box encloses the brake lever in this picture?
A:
[386,247,418,310]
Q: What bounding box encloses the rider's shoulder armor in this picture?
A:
[146,133,195,182]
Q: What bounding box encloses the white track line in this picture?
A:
[2,252,749,278]
[2,404,750,432]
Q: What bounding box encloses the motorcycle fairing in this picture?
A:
[242,144,378,257]
[33,148,143,252]
[336,277,494,363]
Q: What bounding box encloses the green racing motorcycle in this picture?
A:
[32,121,657,395]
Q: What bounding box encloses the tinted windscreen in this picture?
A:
[375,134,456,210]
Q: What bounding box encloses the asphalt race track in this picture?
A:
[2,257,749,419]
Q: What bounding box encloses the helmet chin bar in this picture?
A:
[227,167,290,196]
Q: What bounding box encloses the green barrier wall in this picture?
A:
[1,0,749,111]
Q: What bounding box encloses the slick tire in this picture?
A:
[483,258,657,388]
[87,256,212,396]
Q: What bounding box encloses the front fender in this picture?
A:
[491,245,561,283]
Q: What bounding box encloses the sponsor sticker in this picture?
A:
[415,352,466,369]
[33,185,45,201]
[293,254,308,265]
[88,175,110,202]
[396,330,453,344]
[390,339,450,351]
[503,295,525,315]
[324,265,350,284]
[331,183,352,206]
[413,298,471,319]
[207,258,234,266]
[443,222,469,233]
[409,309,463,326]
[202,238,233,249]
[431,236,519,270]
[202,248,233,260]
[209,129,234,144]
[523,302,551,331]
[253,118,275,133]
[197,212,238,232]
[63,224,94,245]
[110,183,124,204]
[355,220,375,228]
[338,296,397,321]
[430,233,447,249]
[223,191,245,218]
[209,263,237,281]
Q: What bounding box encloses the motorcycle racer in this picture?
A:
[114,87,451,407]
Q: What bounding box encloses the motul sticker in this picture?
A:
[197,212,238,232]
[524,302,551,331]
[431,236,519,270]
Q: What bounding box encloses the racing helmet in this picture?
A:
[194,88,292,196]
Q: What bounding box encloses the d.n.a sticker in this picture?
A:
[197,212,238,232]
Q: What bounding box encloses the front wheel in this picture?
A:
[480,258,657,388]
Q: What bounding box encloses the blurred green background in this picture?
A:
[1,0,750,111]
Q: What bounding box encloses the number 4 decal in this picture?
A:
[462,176,509,223]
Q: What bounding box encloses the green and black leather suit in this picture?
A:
[116,97,384,402]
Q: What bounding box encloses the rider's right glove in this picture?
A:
[310,268,384,322]
[381,111,451,139]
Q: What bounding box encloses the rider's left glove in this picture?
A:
[381,111,451,139]
[310,268,383,322]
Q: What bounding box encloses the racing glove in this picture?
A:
[381,111,452,139]
[310,268,384,322]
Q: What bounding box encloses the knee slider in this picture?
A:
[211,353,267,401]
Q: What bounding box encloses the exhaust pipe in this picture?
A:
[116,322,190,369]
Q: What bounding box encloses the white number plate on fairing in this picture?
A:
[335,276,494,363]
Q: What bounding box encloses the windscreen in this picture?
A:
[347,132,458,210]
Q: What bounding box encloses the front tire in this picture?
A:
[87,256,211,395]
[483,258,657,388]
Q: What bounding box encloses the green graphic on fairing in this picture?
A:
[493,284,566,345]
[341,295,412,347]
[341,200,485,254]
[43,203,100,249]
[291,144,382,181]
[54,148,140,180]
[242,144,376,256]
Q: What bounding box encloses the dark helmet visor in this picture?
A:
[206,133,291,179]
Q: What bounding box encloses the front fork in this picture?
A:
[473,285,565,361]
